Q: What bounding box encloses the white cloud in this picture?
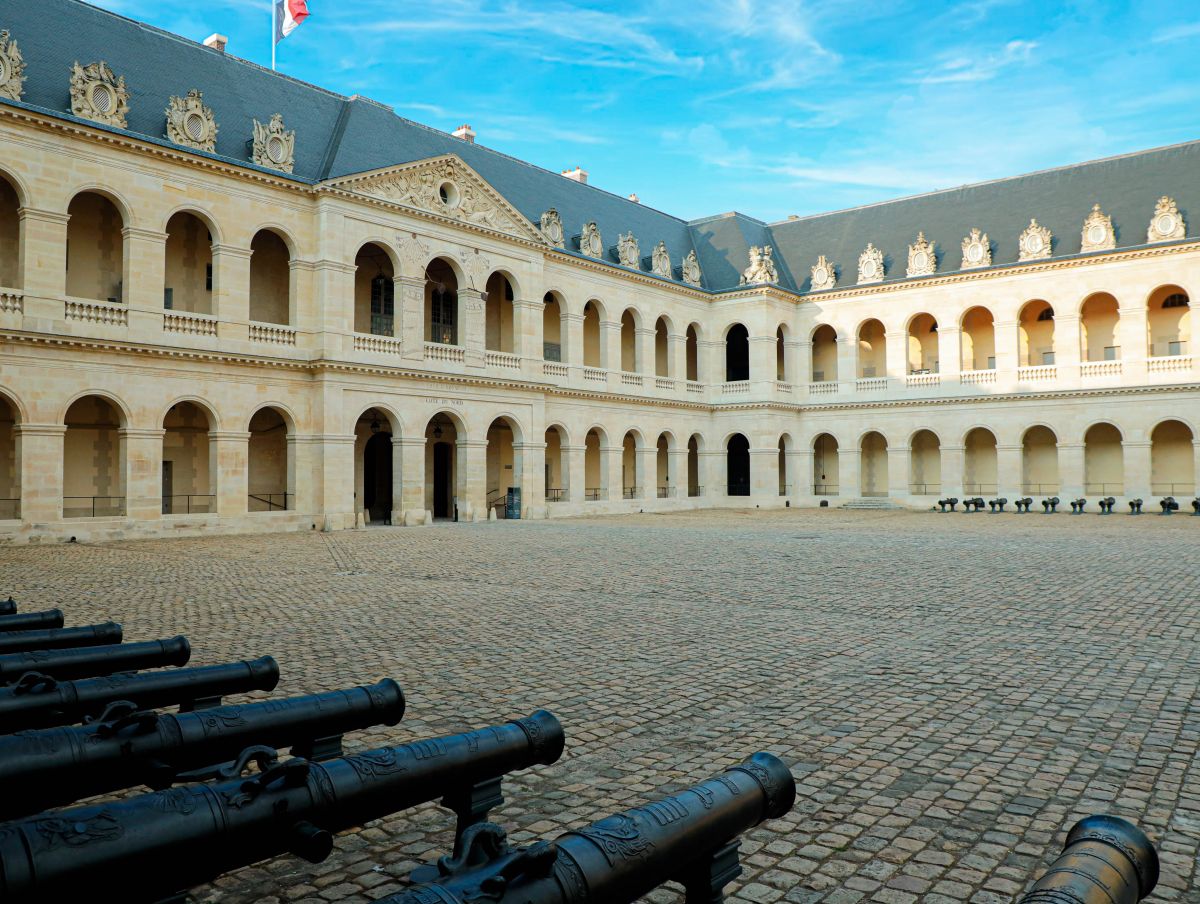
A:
[916,39,1037,85]
[1151,21,1200,43]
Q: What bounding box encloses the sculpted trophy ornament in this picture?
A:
[739,245,779,285]
[578,221,603,258]
[251,113,295,173]
[960,228,991,269]
[651,241,671,278]
[681,249,702,286]
[1018,219,1052,261]
[0,31,25,102]
[906,232,937,277]
[1080,204,1115,252]
[1147,196,1185,243]
[857,243,884,284]
[616,232,640,269]
[810,255,836,291]
[70,61,129,128]
[540,209,564,248]
[165,89,218,152]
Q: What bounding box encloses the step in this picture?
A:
[839,499,906,510]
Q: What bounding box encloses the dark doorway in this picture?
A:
[363,432,393,524]
[726,324,749,381]
[727,433,750,496]
[433,442,453,518]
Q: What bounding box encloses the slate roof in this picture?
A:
[2,0,1198,296]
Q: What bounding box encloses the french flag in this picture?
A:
[274,0,310,43]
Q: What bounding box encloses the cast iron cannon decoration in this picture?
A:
[1128,498,1143,515]
[1017,815,1157,904]
[0,609,64,632]
[1042,496,1059,513]
[987,497,1007,513]
[0,655,279,733]
[1192,497,1200,515]
[380,752,796,904]
[962,497,985,512]
[937,497,958,512]
[1099,496,1116,514]
[0,635,191,685]
[0,678,404,820]
[1069,498,1087,514]
[0,597,16,616]
[0,621,121,654]
[0,710,564,903]
[1159,496,1178,514]
[1014,497,1033,513]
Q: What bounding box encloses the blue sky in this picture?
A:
[89,0,1199,223]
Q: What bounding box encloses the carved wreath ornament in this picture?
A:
[960,228,991,269]
[0,31,24,102]
[857,243,884,284]
[681,250,702,286]
[1147,196,1185,243]
[651,241,671,278]
[71,61,129,128]
[616,231,640,269]
[1080,204,1115,252]
[540,208,564,248]
[906,232,936,277]
[810,255,836,291]
[251,113,295,173]
[579,221,603,258]
[166,89,218,152]
[1018,219,1052,261]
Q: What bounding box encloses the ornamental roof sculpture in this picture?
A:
[616,232,640,269]
[739,245,779,285]
[165,88,217,152]
[1018,219,1052,261]
[651,241,671,279]
[70,61,128,129]
[540,209,564,248]
[810,255,836,291]
[960,228,991,269]
[857,243,884,284]
[1080,204,1115,252]
[251,113,295,173]
[681,250,702,287]
[578,221,603,258]
[1147,196,1185,243]
[0,30,25,102]
[906,232,936,277]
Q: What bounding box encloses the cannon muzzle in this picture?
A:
[0,597,16,615]
[0,622,122,653]
[0,655,280,732]
[0,678,405,820]
[1019,815,1158,903]
[0,635,192,685]
[378,752,797,904]
[0,609,65,632]
[0,709,564,903]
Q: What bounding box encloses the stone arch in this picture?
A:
[811,324,837,382]
[250,227,294,326]
[63,393,128,518]
[654,315,672,378]
[247,405,294,511]
[59,388,132,428]
[0,388,21,519]
[685,322,701,381]
[1079,292,1120,362]
[354,241,397,337]
[347,402,404,437]
[1021,424,1059,495]
[243,401,298,434]
[725,322,749,382]
[164,209,217,314]
[161,204,222,245]
[542,291,565,361]
[160,396,221,432]
[426,256,461,346]
[620,307,641,372]
[583,298,606,368]
[960,306,996,371]
[1083,421,1124,495]
[1150,419,1196,494]
[726,432,750,496]
[0,165,31,209]
[909,428,940,495]
[963,426,998,494]
[812,432,839,495]
[856,318,886,379]
[484,271,517,354]
[906,313,939,374]
[860,430,888,496]
[66,189,126,303]
[1146,284,1190,357]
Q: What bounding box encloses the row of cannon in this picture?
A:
[0,597,1164,903]
[937,496,1200,514]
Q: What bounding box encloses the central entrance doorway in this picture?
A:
[363,431,393,524]
[433,441,453,518]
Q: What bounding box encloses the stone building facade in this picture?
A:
[0,1,1197,542]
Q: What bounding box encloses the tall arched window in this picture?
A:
[725,324,749,382]
[250,230,292,325]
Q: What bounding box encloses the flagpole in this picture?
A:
[271,0,276,70]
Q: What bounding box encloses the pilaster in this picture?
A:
[459,439,488,520]
[211,243,252,340]
[397,437,427,524]
[461,289,486,368]
[121,427,165,521]
[941,444,965,496]
[514,441,546,517]
[1058,442,1084,499]
[14,424,66,522]
[750,447,777,498]
[210,430,249,516]
[398,275,425,360]
[1123,440,1152,500]
[18,209,69,299]
[996,443,1022,498]
[887,444,910,498]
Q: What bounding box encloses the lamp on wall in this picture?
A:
[433,423,443,439]
[369,416,381,434]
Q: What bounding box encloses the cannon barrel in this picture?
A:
[0,655,279,732]
[0,636,191,685]
[1018,815,1158,904]
[0,609,64,632]
[377,752,796,904]
[0,622,121,654]
[0,597,16,616]
[0,709,564,903]
[0,678,405,820]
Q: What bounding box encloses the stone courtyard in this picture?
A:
[1,508,1198,903]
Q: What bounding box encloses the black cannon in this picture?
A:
[962,497,985,512]
[1159,496,1178,514]
[1042,496,1059,513]
[1192,497,1200,515]
[1014,497,1033,513]
[1099,496,1116,514]
[0,621,121,654]
[0,655,280,732]
[0,710,564,903]
[937,497,958,512]
[0,635,191,685]
[1070,498,1087,514]
[383,752,796,904]
[0,597,16,616]
[988,497,1007,513]
[0,678,405,820]
[1017,815,1157,904]
[0,609,64,632]
[1129,498,1143,514]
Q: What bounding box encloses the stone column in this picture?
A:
[461,290,485,368]
[749,334,775,385]
[121,427,165,521]
[389,436,406,525]
[699,449,724,499]
[602,444,623,501]
[314,434,354,527]
[702,338,723,385]
[1053,314,1081,385]
[668,332,686,382]
[18,208,69,300]
[211,243,252,341]
[635,445,655,499]
[996,443,1022,498]
[884,330,906,385]
[515,441,546,518]
[15,425,65,523]
[836,336,855,392]
[514,299,544,365]
[1118,304,1149,385]
[796,339,813,395]
[210,430,249,516]
[123,227,168,335]
[397,437,427,525]
[636,327,656,376]
[1123,440,1151,500]
[459,439,487,520]
[1058,442,1084,499]
[840,448,861,498]
[288,434,319,517]
[398,275,425,360]
[564,444,585,504]
[287,259,314,330]
[887,444,910,497]
[941,443,965,496]
[750,447,778,499]
[561,312,582,369]
[938,326,962,380]
[993,319,1019,380]
[666,448,687,499]
[602,320,622,375]
[789,448,812,499]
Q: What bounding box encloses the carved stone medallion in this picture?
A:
[1018,218,1052,261]
[810,254,836,291]
[616,232,640,269]
[960,228,991,269]
[166,89,218,152]
[540,208,564,248]
[906,232,936,277]
[681,249,702,286]
[857,243,884,284]
[251,113,295,173]
[70,61,129,128]
[1147,196,1185,243]
[0,31,24,102]
[651,241,671,278]
[1080,204,1115,252]
[579,222,603,258]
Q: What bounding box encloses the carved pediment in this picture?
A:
[322,155,549,245]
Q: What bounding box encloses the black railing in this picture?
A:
[585,487,604,502]
[657,486,676,499]
[908,483,940,495]
[963,483,998,495]
[0,498,18,520]
[727,482,750,497]
[813,483,839,496]
[248,493,290,512]
[623,486,639,500]
[1084,482,1124,494]
[1152,482,1196,495]
[370,313,394,337]
[688,485,704,497]
[778,485,791,496]
[1022,483,1060,494]
[162,494,216,515]
[63,496,126,518]
[545,488,565,502]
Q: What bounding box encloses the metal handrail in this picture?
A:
[623,486,639,500]
[63,496,126,518]
[248,492,289,512]
[813,484,839,495]
[688,486,704,498]
[1083,482,1124,494]
[908,483,940,494]
[585,488,604,501]
[163,494,216,515]
[963,483,998,494]
[1022,483,1060,494]
[657,486,676,498]
[545,488,565,502]
[1151,482,1196,495]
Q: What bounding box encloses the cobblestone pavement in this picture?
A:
[2,509,1199,903]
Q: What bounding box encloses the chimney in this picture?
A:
[452,123,476,144]
[561,166,588,185]
[203,33,228,53]
[628,193,640,203]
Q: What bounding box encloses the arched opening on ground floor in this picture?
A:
[778,434,792,496]
[909,429,940,495]
[1084,423,1123,495]
[545,425,566,502]
[1022,426,1059,495]
[813,433,838,495]
[964,427,997,495]
[355,409,394,525]
[426,414,462,519]
[486,417,522,518]
[726,433,750,496]
[162,401,214,514]
[622,430,642,499]
[860,431,888,496]
[67,191,125,303]
[0,393,18,519]
[687,434,701,497]
[1151,419,1194,495]
[656,433,672,498]
[64,395,125,518]
[585,427,605,501]
[248,406,292,511]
